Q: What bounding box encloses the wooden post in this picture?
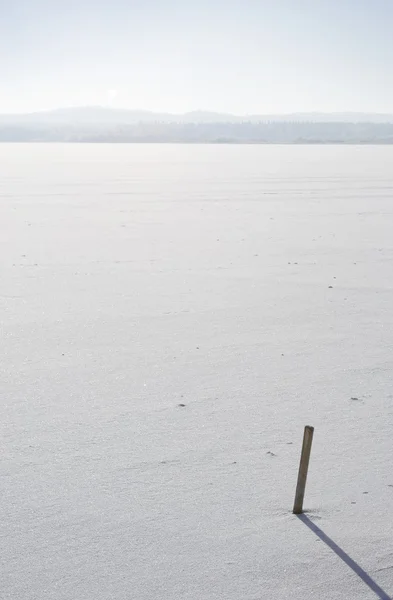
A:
[293,425,314,514]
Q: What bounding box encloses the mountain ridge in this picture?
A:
[1,106,393,124]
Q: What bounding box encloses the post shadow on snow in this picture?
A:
[297,514,392,600]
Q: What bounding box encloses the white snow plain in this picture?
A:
[1,143,393,600]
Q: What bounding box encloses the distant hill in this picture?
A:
[2,107,393,142]
[262,112,393,123]
[1,106,393,125]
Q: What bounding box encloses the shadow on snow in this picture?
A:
[297,514,392,600]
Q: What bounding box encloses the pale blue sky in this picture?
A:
[1,0,393,114]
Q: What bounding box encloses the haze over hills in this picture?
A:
[2,107,393,143]
[1,106,393,125]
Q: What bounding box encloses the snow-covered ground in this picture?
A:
[1,143,393,599]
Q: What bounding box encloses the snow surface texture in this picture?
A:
[1,144,393,600]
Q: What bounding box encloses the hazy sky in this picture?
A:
[1,0,393,114]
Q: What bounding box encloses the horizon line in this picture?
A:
[2,105,393,117]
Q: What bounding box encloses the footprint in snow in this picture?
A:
[266,451,276,457]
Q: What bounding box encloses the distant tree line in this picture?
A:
[2,121,393,143]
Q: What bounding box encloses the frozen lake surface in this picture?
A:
[1,144,393,599]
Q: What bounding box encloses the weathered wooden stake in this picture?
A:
[293,425,314,514]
